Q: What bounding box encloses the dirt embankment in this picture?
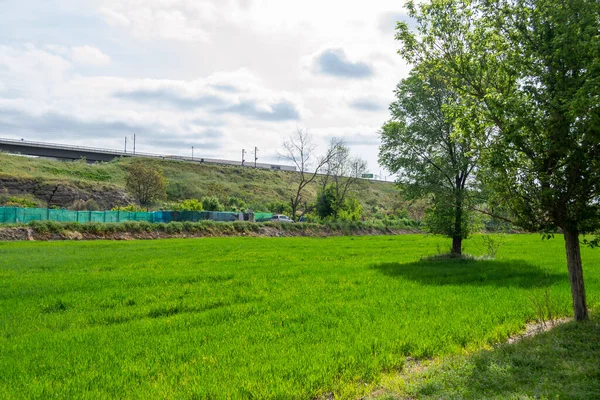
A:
[0,177,131,209]
[0,226,414,242]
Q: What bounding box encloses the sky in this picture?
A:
[0,0,414,177]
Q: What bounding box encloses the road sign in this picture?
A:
[361,173,374,179]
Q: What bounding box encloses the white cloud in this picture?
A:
[0,1,416,172]
[99,6,131,26]
[70,46,112,66]
[0,43,305,160]
[98,0,217,42]
[42,44,112,66]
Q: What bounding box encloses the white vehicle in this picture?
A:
[270,214,294,223]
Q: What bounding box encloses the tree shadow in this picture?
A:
[370,258,565,288]
[406,316,600,399]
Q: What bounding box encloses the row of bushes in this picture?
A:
[22,219,419,236]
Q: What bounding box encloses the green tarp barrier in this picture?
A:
[0,207,272,224]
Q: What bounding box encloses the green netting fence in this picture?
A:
[0,207,273,224]
[254,212,274,222]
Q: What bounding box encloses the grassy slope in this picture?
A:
[1,235,599,399]
[0,153,400,213]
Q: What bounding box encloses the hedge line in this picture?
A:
[20,219,418,236]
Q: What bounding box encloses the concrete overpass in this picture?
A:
[0,138,297,171]
[0,138,130,162]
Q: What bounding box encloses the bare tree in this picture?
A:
[319,141,368,217]
[279,129,341,221]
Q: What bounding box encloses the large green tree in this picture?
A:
[380,72,486,255]
[397,0,600,320]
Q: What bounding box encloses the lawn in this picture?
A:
[0,234,599,399]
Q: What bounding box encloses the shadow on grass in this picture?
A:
[397,315,600,399]
[371,258,564,288]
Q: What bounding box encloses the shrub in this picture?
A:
[29,220,49,233]
[165,222,184,234]
[266,201,292,215]
[123,221,141,233]
[0,192,43,209]
[70,199,100,211]
[81,222,103,234]
[112,205,145,212]
[138,221,153,232]
[202,196,224,211]
[171,199,203,211]
[103,223,118,233]
[45,220,63,234]
[336,197,363,222]
[227,197,247,212]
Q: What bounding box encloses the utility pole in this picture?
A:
[254,146,258,168]
[242,149,246,166]
[191,146,194,161]
[124,137,127,153]
[133,134,136,155]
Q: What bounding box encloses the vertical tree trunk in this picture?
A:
[290,197,298,222]
[452,193,463,256]
[563,229,588,321]
[452,235,462,256]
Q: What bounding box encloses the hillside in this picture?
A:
[0,153,402,217]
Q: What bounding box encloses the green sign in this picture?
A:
[361,174,374,179]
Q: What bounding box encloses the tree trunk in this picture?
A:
[290,197,297,222]
[452,193,463,256]
[563,229,588,321]
[451,235,462,256]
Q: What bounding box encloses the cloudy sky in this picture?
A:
[0,0,413,176]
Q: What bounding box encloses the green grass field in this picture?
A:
[1,235,599,399]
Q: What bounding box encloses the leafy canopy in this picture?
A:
[125,161,168,207]
[380,72,487,251]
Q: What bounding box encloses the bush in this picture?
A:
[45,220,63,234]
[202,196,224,211]
[123,221,142,233]
[170,199,203,211]
[232,221,249,233]
[70,199,100,211]
[28,220,49,233]
[20,217,421,238]
[165,222,184,234]
[112,205,145,212]
[336,197,363,222]
[266,201,292,215]
[0,192,43,209]
[81,222,102,234]
[227,197,247,212]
